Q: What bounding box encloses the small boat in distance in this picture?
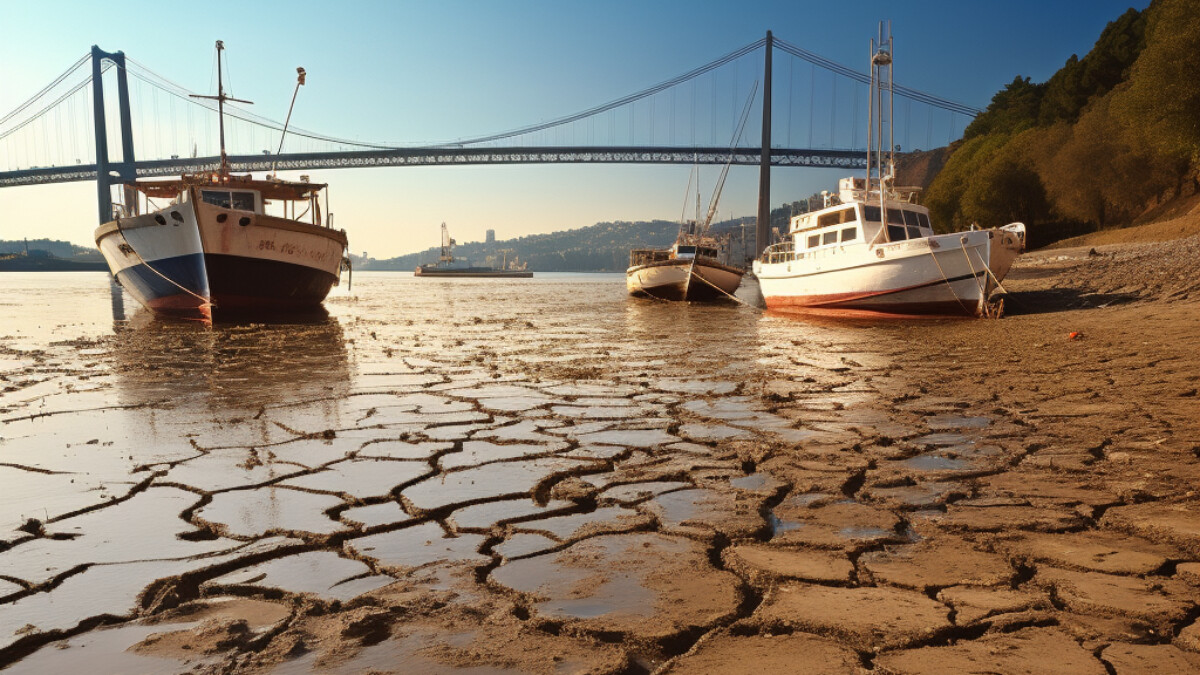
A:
[627,223,744,301]
[415,223,532,278]
[626,90,754,303]
[94,41,348,322]
[754,24,999,318]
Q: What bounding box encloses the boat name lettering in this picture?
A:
[257,238,330,263]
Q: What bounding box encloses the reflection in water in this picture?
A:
[112,307,351,410]
[108,274,126,325]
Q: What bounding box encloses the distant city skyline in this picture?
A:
[0,0,1149,257]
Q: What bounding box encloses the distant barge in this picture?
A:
[415,266,532,278]
[414,223,532,279]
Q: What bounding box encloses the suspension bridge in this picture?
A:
[0,32,980,252]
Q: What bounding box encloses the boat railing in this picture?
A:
[761,241,795,264]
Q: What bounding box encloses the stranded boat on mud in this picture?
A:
[627,225,744,301]
[414,223,532,278]
[95,41,347,321]
[96,175,347,320]
[754,26,1008,318]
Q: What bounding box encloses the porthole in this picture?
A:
[238,217,251,227]
[153,214,167,225]
[216,213,228,223]
[170,211,184,222]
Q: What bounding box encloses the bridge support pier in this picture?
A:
[90,46,136,225]
[755,31,773,260]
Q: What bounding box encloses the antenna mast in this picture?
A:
[867,22,894,193]
[271,67,306,178]
[190,40,253,176]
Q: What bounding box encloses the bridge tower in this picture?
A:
[756,31,773,258]
[90,46,137,225]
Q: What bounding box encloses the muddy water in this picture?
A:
[3,270,1199,673]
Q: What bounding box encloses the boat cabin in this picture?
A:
[116,173,334,228]
[761,199,936,264]
[672,242,720,260]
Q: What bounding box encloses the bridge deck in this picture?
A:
[0,146,867,188]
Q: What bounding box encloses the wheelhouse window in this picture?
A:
[676,245,696,255]
[917,212,932,229]
[817,207,857,228]
[887,225,908,241]
[201,190,256,212]
[863,206,881,222]
[841,227,858,242]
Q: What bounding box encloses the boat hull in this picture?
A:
[96,198,346,320]
[754,231,993,318]
[986,222,1026,283]
[627,259,744,301]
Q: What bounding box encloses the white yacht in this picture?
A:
[754,25,999,318]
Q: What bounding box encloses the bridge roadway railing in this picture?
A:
[0,146,867,188]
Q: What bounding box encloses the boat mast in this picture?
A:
[868,22,894,243]
[190,40,253,176]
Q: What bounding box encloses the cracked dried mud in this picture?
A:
[2,240,1200,674]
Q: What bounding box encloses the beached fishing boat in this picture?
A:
[754,25,997,318]
[626,91,753,302]
[627,225,744,300]
[94,41,347,321]
[414,223,532,278]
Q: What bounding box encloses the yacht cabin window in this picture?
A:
[817,207,857,228]
[807,234,820,248]
[201,190,256,212]
[822,231,838,245]
[841,227,858,242]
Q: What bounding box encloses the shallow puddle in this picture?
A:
[196,487,347,538]
[400,457,596,512]
[205,551,393,601]
[347,521,488,570]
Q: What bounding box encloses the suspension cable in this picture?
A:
[774,37,981,116]
[0,63,112,143]
[0,53,89,127]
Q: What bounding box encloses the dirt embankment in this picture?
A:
[1046,194,1200,250]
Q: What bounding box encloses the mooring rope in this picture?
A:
[926,239,975,316]
[114,218,214,313]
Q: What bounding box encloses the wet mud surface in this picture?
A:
[2,252,1199,674]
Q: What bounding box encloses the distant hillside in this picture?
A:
[0,239,102,260]
[925,0,1200,247]
[363,216,765,272]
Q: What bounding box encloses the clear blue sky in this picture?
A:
[0,0,1148,257]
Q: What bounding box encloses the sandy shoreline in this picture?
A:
[1,237,1198,674]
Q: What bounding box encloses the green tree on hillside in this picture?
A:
[924,134,1011,229]
[1039,8,1146,125]
[1112,0,1200,164]
[961,76,1043,141]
